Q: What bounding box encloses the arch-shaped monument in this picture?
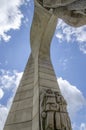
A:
[4,0,86,130]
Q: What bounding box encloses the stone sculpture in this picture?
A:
[41,89,59,130]
[3,0,86,130]
[40,89,72,130]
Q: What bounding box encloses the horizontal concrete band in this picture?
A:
[17,83,34,92]
[39,72,57,81]
[40,86,60,92]
[4,121,32,130]
[11,97,33,112]
[39,67,55,75]
[39,78,58,89]
[20,78,34,86]
[6,107,32,125]
[21,73,34,82]
[23,69,34,76]
[14,89,33,101]
[38,63,53,69]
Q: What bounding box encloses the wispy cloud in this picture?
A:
[56,19,86,54]
[79,42,86,54]
[0,89,4,99]
[58,58,70,70]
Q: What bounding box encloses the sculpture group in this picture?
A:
[3,0,86,130]
[40,89,71,130]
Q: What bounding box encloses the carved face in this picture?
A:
[46,89,53,94]
[54,91,60,96]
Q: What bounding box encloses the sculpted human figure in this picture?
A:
[55,92,72,130]
[54,92,72,130]
[41,89,58,130]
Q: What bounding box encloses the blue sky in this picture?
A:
[0,0,86,130]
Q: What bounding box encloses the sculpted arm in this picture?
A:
[37,0,86,27]
[54,0,86,27]
[53,6,86,27]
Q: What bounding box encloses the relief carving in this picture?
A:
[40,88,72,130]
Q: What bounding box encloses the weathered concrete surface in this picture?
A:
[3,0,86,130]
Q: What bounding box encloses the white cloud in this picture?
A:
[0,97,14,130]
[80,123,86,130]
[73,123,86,130]
[0,69,23,89]
[0,105,8,130]
[24,0,31,5]
[58,77,86,118]
[56,19,86,54]
[0,89,4,99]
[0,0,25,42]
[79,42,86,54]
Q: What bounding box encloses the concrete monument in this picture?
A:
[4,0,86,130]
